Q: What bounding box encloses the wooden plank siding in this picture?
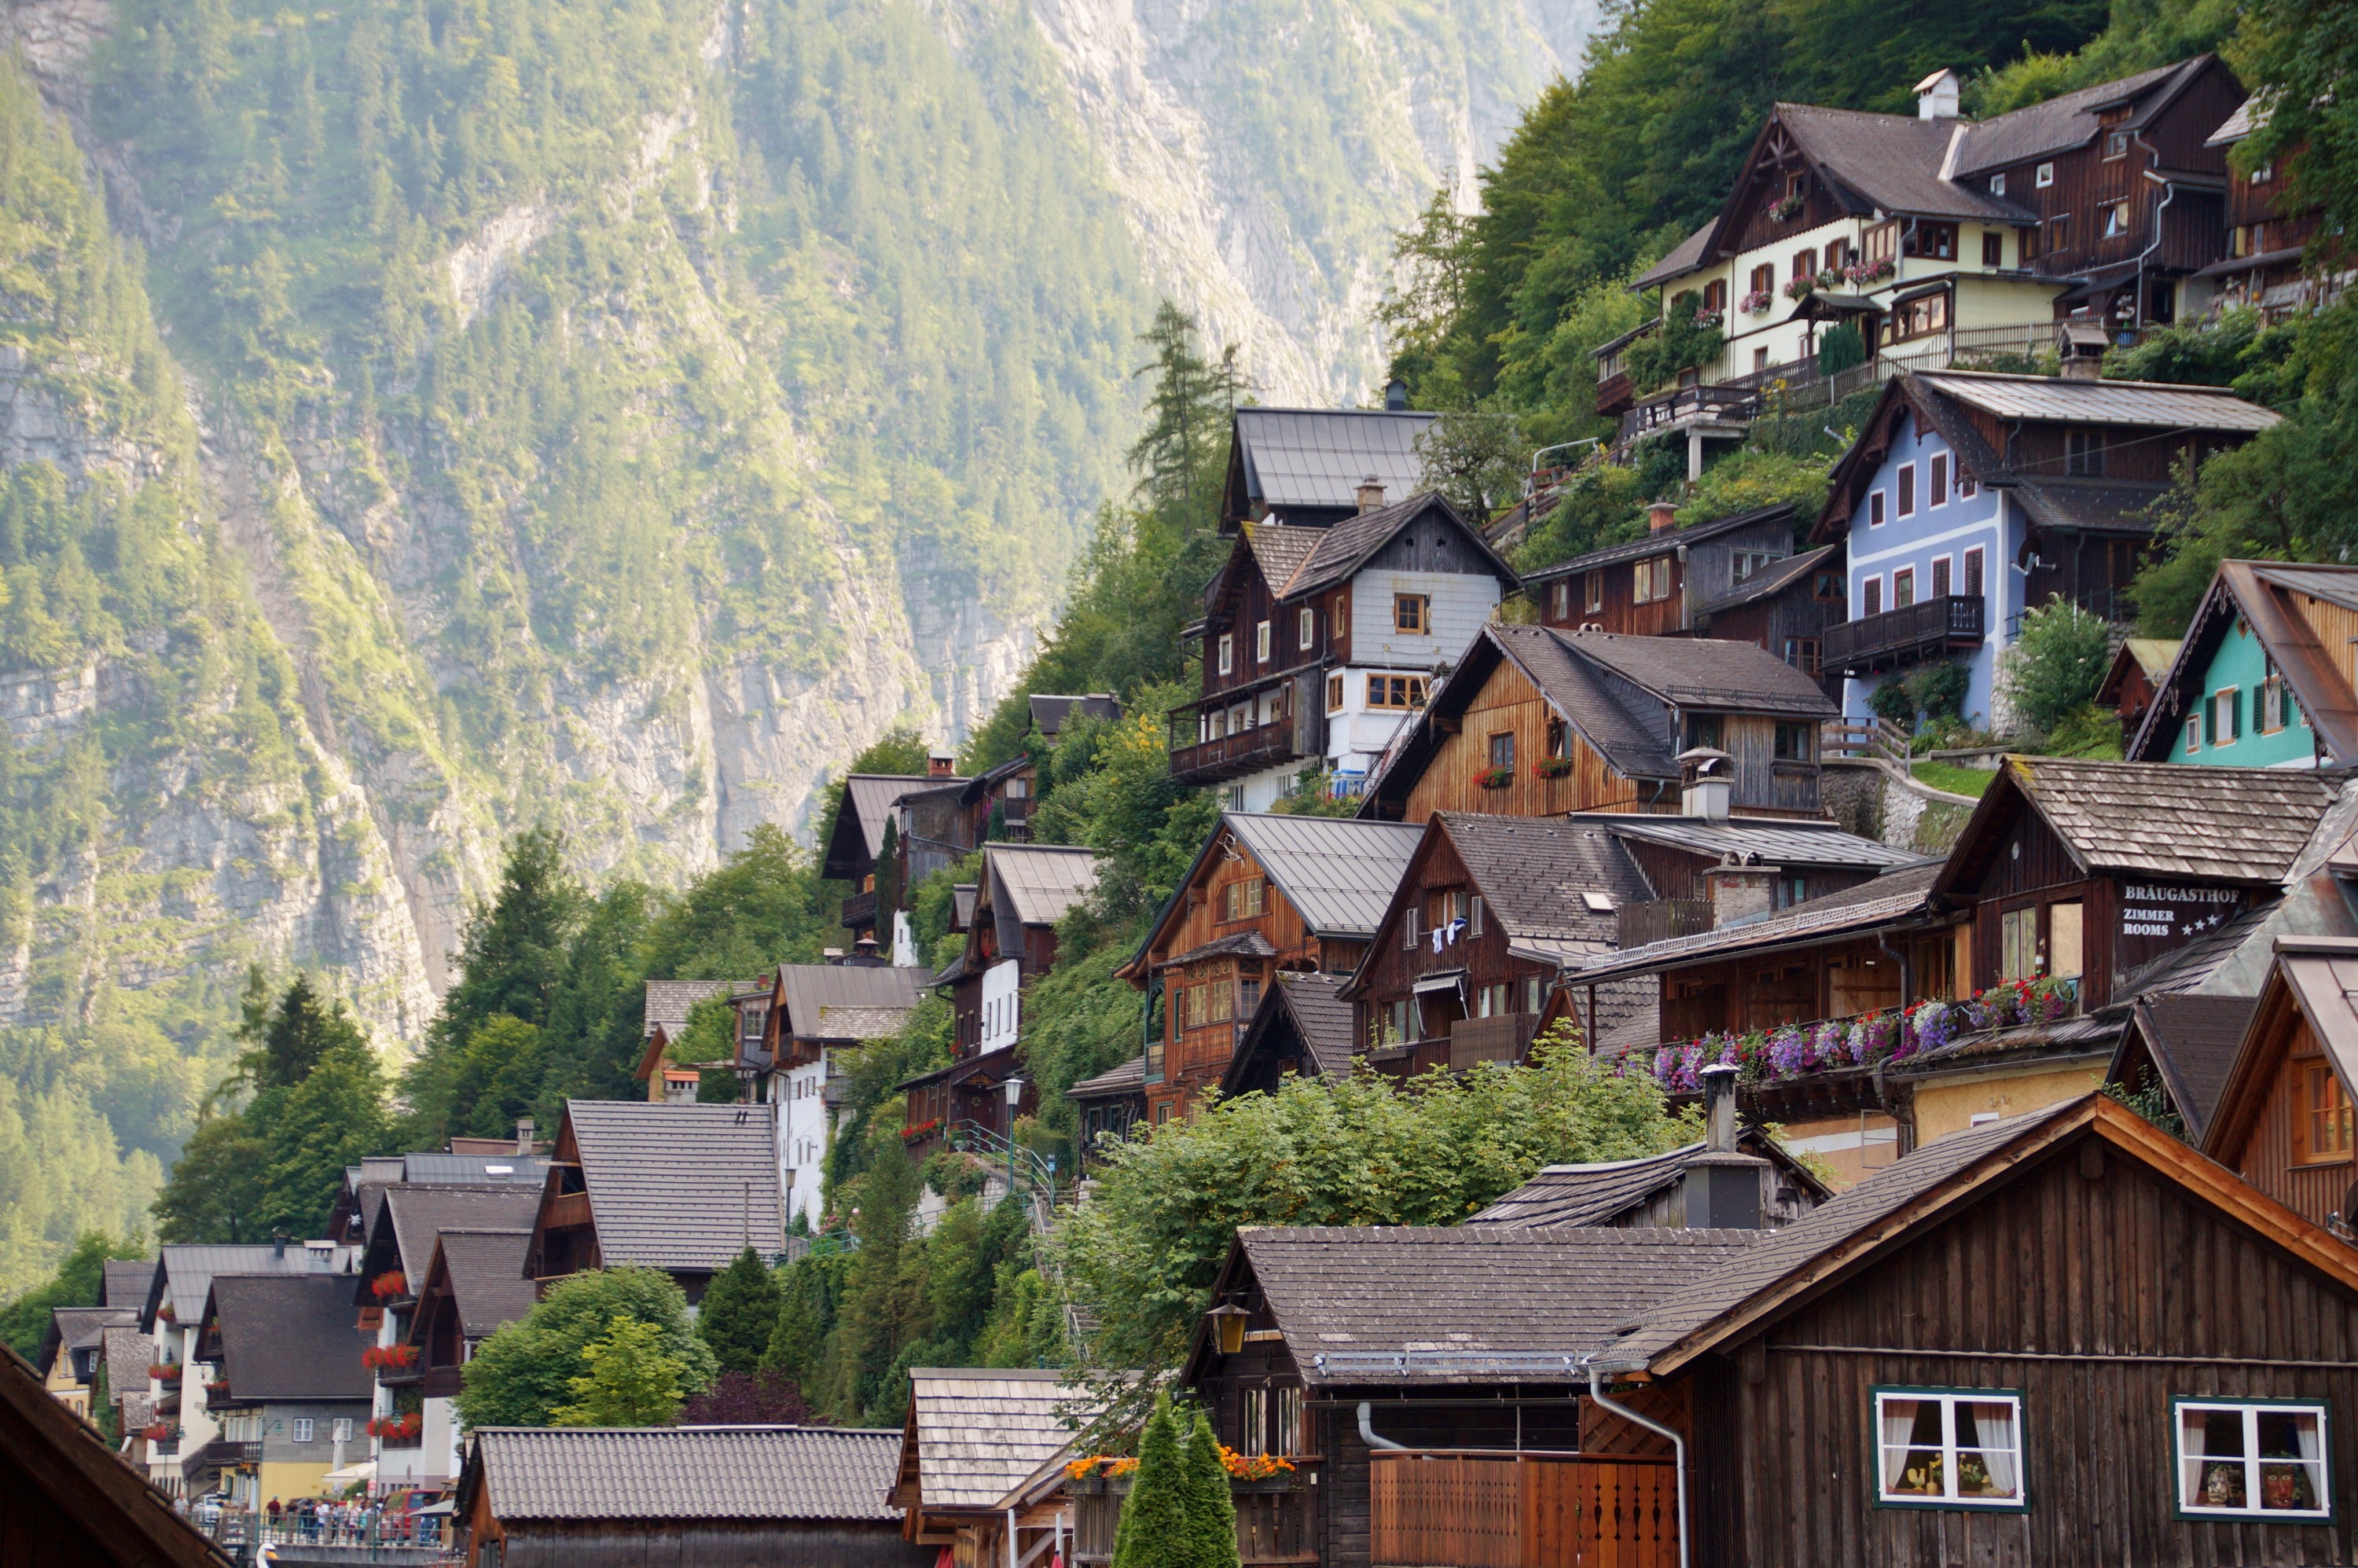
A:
[1398,662,1668,822]
[1688,1137,2358,1566]
[1348,828,1557,1059]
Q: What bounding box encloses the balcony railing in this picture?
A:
[1449,1012,1541,1070]
[1823,594,1985,675]
[542,1190,592,1230]
[839,887,878,932]
[1617,383,1761,446]
[1370,1450,1677,1568]
[1618,899,1713,950]
[1168,719,1301,787]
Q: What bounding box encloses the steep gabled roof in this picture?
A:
[101,1261,156,1312]
[1950,57,2218,178]
[417,1228,538,1342]
[205,1275,372,1403]
[898,1369,1093,1511]
[1241,522,1322,594]
[1433,813,1653,964]
[2205,938,2358,1169]
[1221,971,1360,1097]
[642,979,757,1040]
[1694,543,1839,618]
[1632,220,1718,291]
[984,843,1103,928]
[2111,991,2258,1143]
[150,1244,358,1327]
[775,964,926,1040]
[465,1425,904,1522]
[560,1101,785,1272]
[823,774,950,879]
[371,1184,543,1293]
[1934,757,2338,899]
[2128,560,2358,765]
[1227,407,1439,516]
[1776,104,2034,223]
[1522,505,1797,586]
[1224,1227,1766,1386]
[1221,813,1425,938]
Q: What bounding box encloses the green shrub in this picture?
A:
[2000,598,2114,735]
[1908,663,1971,727]
[1868,679,1917,727]
[1816,323,1866,376]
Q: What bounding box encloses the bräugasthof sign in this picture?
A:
[2121,884,2240,939]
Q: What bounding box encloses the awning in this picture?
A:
[1791,292,1881,322]
[323,1460,376,1485]
[1412,970,1467,995]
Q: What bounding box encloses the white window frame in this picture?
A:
[1873,1386,2027,1511]
[292,1418,315,1444]
[2186,717,2201,755]
[1892,566,1916,609]
[1868,490,1886,527]
[2035,161,2055,188]
[1217,633,1233,676]
[1989,172,2006,196]
[2174,1397,2330,1520]
[1256,619,1271,663]
[332,1419,352,1442]
[1298,606,1315,650]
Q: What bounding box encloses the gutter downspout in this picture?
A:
[2132,138,2175,330]
[1357,1402,1407,1451]
[1008,1505,1019,1568]
[1582,1360,1688,1568]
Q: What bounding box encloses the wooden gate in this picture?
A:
[1369,1450,1677,1568]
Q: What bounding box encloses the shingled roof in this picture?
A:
[205,1276,371,1403]
[149,1244,358,1328]
[465,1426,903,1522]
[1277,490,1517,603]
[1229,1227,1765,1385]
[2111,992,2258,1142]
[1935,758,2338,899]
[775,964,925,1039]
[1570,862,1945,985]
[372,1184,544,1293]
[643,979,758,1041]
[1592,814,1926,872]
[899,1369,1093,1511]
[561,1101,785,1272]
[1467,1133,1829,1228]
[1270,971,1356,1075]
[1559,632,1839,718]
[1433,813,1653,964]
[101,1261,156,1312]
[419,1228,538,1342]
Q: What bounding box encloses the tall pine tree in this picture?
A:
[1111,1390,1189,1568]
[698,1247,784,1376]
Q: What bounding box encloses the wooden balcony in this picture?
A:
[1072,1465,1317,1566]
[1618,899,1713,950]
[1370,1451,1677,1568]
[1168,720,1302,787]
[542,1190,592,1231]
[1823,594,1984,676]
[1616,382,1761,446]
[1449,1012,1541,1070]
[839,887,878,932]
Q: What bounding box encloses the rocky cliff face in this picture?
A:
[0,0,1591,1269]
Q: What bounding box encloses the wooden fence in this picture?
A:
[1369,1450,1677,1568]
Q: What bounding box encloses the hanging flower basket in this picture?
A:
[1738,289,1775,315]
[362,1344,419,1373]
[369,1270,408,1302]
[902,1116,944,1147]
[1472,766,1515,791]
[1769,193,1805,222]
[149,1363,182,1383]
[1781,275,1816,301]
[1531,756,1574,780]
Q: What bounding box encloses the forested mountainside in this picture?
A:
[0,0,1596,1294]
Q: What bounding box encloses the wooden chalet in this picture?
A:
[1220,405,1438,533]
[902,844,1100,1157]
[457,1424,923,1568]
[2195,94,2341,321]
[1358,624,1838,824]
[1345,813,1657,1075]
[404,1228,534,1451]
[1620,55,2247,415]
[1524,503,1844,685]
[523,1101,785,1303]
[1066,1056,1147,1159]
[825,769,962,945]
[1177,490,1521,809]
[1189,1093,2358,1566]
[632,979,757,1101]
[190,1275,373,1506]
[0,1339,230,1568]
[2127,560,2358,768]
[2095,635,2180,737]
[734,960,924,1225]
[1813,370,2278,733]
[1121,812,1422,1123]
[892,1369,1094,1565]
[2203,937,2358,1229]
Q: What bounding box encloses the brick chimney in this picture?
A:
[1704,854,1780,927]
[1647,501,1679,533]
[927,751,957,777]
[1356,478,1387,514]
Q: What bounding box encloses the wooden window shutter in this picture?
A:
[2233,687,2244,739]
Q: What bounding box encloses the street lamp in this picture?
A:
[1002,1078,1026,1202]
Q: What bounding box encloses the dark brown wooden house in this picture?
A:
[2195,94,2335,321]
[1358,623,1838,824]
[0,1339,229,1568]
[1119,812,1421,1124]
[2203,937,2358,1228]
[825,770,962,944]
[406,1228,534,1405]
[1218,971,1359,1100]
[458,1424,925,1568]
[1219,406,1438,533]
[1344,813,1657,1074]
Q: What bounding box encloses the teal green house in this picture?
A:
[2128,561,2358,769]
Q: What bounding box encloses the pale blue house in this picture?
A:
[1812,369,2282,730]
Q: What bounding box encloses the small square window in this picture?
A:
[1394,593,1429,634]
[1875,1387,2026,1510]
[2035,162,2055,188]
[2175,1400,2329,1518]
[1487,732,1515,770]
[1989,173,2006,196]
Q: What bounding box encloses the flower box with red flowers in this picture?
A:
[1531,756,1573,780]
[362,1343,420,1373]
[366,1412,424,1441]
[141,1421,176,1443]
[149,1362,182,1383]
[369,1270,408,1302]
[1472,766,1515,791]
[901,1117,944,1145]
[204,1379,230,1397]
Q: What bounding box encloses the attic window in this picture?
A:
[2105,130,2130,160]
[1989,173,2006,197]
[1582,892,1616,913]
[2035,162,2055,188]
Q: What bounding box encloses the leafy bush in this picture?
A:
[1868,679,1917,727]
[2000,597,2114,735]
[1909,663,1971,727]
[1624,301,1726,394]
[2044,703,2125,758]
[457,1267,715,1430]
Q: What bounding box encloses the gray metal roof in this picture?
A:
[985,843,1103,928]
[1913,370,2282,431]
[1524,505,1796,585]
[1232,407,1438,513]
[1030,693,1122,736]
[2252,564,2358,613]
[397,1153,549,1186]
[1571,862,1945,983]
[1240,1227,1766,1385]
[154,1244,358,1324]
[565,1101,786,1272]
[1223,813,1424,938]
[776,964,926,1039]
[1594,816,1927,871]
[207,1275,372,1403]
[839,774,950,863]
[1066,1056,1148,1100]
[643,979,759,1039]
[905,1369,1094,1509]
[471,1425,904,1522]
